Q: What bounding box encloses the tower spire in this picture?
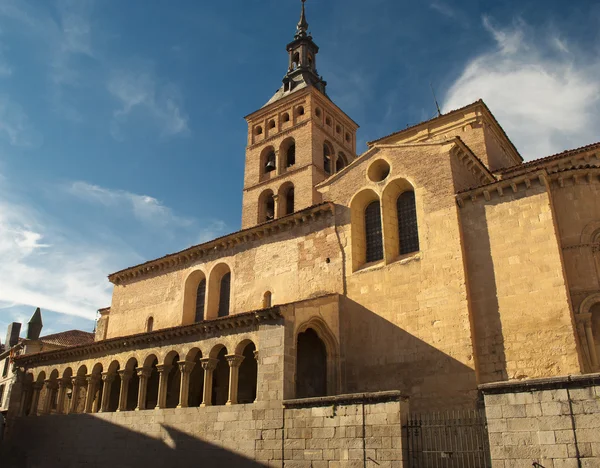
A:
[295,0,309,39]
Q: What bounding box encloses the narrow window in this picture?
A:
[195,279,206,322]
[323,144,332,174]
[263,291,272,309]
[218,273,231,317]
[265,150,276,173]
[336,153,347,172]
[286,187,295,215]
[397,191,419,254]
[147,317,154,333]
[266,195,275,221]
[287,144,296,167]
[365,201,383,263]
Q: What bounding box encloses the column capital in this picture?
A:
[253,349,259,361]
[44,379,58,389]
[33,381,44,391]
[86,374,101,385]
[58,377,70,388]
[71,375,86,387]
[200,357,219,371]
[136,367,152,379]
[225,354,245,368]
[177,360,196,374]
[156,364,173,375]
[118,369,133,381]
[101,372,116,383]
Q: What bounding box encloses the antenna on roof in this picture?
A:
[430,82,442,117]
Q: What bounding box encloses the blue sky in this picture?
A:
[0,0,599,339]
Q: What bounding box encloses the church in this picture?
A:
[2,2,599,467]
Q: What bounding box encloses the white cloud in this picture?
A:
[443,17,600,160]
[108,66,189,139]
[68,181,193,227]
[430,2,456,19]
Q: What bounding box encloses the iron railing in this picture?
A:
[405,409,491,468]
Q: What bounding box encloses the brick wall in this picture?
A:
[0,391,407,468]
[481,374,600,467]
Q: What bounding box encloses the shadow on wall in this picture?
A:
[1,414,266,468]
[340,297,484,411]
[458,198,508,384]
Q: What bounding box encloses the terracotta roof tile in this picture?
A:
[39,330,95,347]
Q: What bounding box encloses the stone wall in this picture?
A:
[0,391,407,468]
[481,374,600,468]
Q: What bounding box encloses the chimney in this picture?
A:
[26,308,43,340]
[5,322,22,348]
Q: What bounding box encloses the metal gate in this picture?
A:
[404,409,492,468]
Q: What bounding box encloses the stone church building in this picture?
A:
[2,2,599,467]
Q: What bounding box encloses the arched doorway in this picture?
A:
[296,328,327,398]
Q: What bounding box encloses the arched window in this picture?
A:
[212,347,229,405]
[296,328,327,398]
[238,342,258,404]
[266,196,275,221]
[397,191,419,255]
[259,190,275,223]
[264,150,276,173]
[263,291,272,309]
[218,272,231,317]
[145,357,159,410]
[365,201,384,263]
[282,112,290,123]
[195,279,206,322]
[323,143,332,174]
[292,52,300,69]
[146,317,154,333]
[336,152,347,172]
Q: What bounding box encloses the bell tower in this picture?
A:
[241,0,359,229]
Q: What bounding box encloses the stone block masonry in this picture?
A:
[481,374,600,468]
[0,391,407,468]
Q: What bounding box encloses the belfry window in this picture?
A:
[397,191,419,255]
[218,272,231,317]
[195,279,206,322]
[287,143,296,167]
[286,187,295,215]
[266,196,275,221]
[265,150,276,173]
[336,153,347,172]
[365,201,384,263]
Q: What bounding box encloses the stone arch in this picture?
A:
[296,318,339,398]
[210,345,229,406]
[123,357,139,411]
[46,369,60,414]
[163,351,181,409]
[236,340,258,404]
[207,262,232,319]
[106,360,121,412]
[33,371,46,416]
[381,177,420,262]
[186,348,204,407]
[579,294,600,371]
[142,354,159,410]
[258,189,276,223]
[60,368,73,414]
[260,145,276,175]
[336,152,347,172]
[350,188,382,271]
[90,363,103,414]
[277,182,295,217]
[182,269,207,325]
[21,373,34,417]
[580,221,600,244]
[280,137,296,168]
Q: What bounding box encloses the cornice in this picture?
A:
[243,164,311,193]
[245,89,311,121]
[456,166,600,207]
[108,203,335,285]
[450,137,496,187]
[15,308,284,368]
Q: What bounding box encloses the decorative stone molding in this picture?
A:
[107,203,334,285]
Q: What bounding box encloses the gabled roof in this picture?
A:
[367,99,523,163]
[39,330,95,348]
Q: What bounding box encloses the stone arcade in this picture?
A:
[1,2,600,467]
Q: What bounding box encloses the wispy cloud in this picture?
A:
[108,64,189,139]
[430,1,456,19]
[68,181,193,227]
[443,17,600,160]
